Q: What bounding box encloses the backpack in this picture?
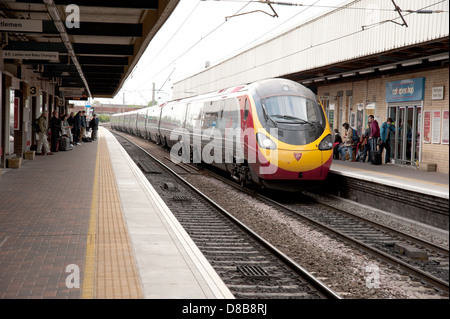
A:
[352,128,359,143]
[33,118,40,133]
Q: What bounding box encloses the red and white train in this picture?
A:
[111,78,333,191]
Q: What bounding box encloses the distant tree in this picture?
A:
[97,114,110,123]
[147,100,158,107]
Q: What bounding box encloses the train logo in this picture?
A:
[294,153,302,161]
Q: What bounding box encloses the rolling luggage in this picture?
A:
[59,136,70,151]
[370,138,382,165]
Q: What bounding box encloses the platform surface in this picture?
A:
[0,127,233,299]
[330,160,449,199]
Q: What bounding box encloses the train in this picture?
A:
[111,78,333,191]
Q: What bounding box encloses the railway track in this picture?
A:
[198,169,449,294]
[112,131,341,299]
[197,167,449,294]
[110,129,449,297]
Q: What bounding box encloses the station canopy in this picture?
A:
[0,0,180,99]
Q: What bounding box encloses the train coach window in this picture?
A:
[244,99,249,121]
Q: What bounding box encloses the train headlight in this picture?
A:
[318,134,333,150]
[256,133,277,150]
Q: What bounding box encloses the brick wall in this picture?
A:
[318,67,449,174]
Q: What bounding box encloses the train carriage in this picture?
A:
[113,78,333,191]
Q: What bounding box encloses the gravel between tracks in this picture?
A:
[183,174,447,299]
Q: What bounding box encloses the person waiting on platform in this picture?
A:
[50,110,61,153]
[338,123,356,161]
[89,114,99,141]
[36,111,54,156]
[380,117,395,164]
[367,115,380,164]
[73,111,82,145]
[333,128,342,159]
[60,113,73,148]
[358,125,371,163]
[67,112,76,146]
[80,110,87,140]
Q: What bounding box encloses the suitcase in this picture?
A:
[59,136,70,151]
[370,138,382,165]
[370,150,382,165]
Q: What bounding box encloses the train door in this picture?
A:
[390,103,422,166]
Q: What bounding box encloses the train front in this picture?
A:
[248,79,333,191]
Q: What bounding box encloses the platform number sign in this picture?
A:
[28,84,39,97]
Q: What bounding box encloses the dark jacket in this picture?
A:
[89,117,99,130]
[67,115,75,128]
[50,115,61,132]
[74,112,81,128]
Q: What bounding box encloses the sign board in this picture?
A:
[66,96,88,101]
[3,50,59,61]
[27,84,40,97]
[432,86,444,100]
[442,110,449,145]
[13,97,20,130]
[0,18,43,32]
[59,87,84,97]
[423,111,431,144]
[432,111,441,144]
[385,78,425,102]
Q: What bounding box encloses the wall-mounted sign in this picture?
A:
[442,110,449,145]
[432,86,444,100]
[432,110,441,144]
[27,84,40,97]
[423,111,431,144]
[3,50,59,61]
[13,97,20,130]
[385,78,425,102]
[0,18,42,32]
[59,87,84,97]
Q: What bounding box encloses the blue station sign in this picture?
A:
[385,77,425,102]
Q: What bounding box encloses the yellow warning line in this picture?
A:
[82,135,100,299]
[81,129,143,299]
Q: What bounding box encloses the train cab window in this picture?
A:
[261,95,323,125]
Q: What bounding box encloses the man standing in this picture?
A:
[74,111,82,145]
[80,110,87,141]
[36,111,54,156]
[380,117,395,164]
[89,114,99,140]
[367,115,380,163]
[50,110,61,153]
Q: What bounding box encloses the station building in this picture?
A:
[173,0,449,173]
[0,0,179,170]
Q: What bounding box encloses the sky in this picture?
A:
[92,0,348,106]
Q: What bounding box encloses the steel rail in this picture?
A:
[203,169,449,293]
[112,131,342,300]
